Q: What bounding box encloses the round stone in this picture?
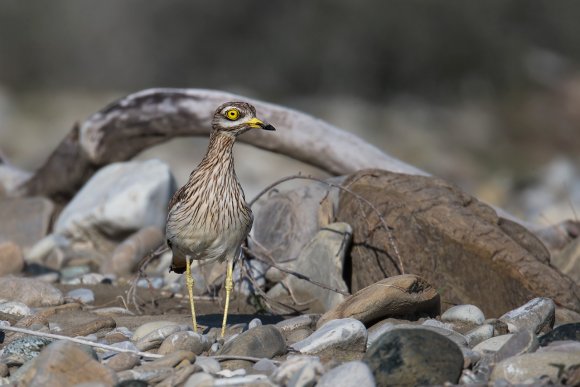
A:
[364,328,463,386]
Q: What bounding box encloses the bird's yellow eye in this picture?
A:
[225,109,240,121]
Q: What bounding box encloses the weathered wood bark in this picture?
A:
[17,88,425,202]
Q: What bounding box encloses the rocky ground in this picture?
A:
[0,150,579,385]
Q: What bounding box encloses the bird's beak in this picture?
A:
[247,117,276,131]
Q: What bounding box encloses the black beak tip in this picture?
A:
[263,124,276,131]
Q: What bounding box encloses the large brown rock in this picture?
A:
[336,170,580,317]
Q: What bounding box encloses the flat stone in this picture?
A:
[317,360,375,387]
[538,322,580,346]
[0,242,24,275]
[499,297,555,334]
[318,274,440,328]
[217,325,286,369]
[134,324,185,351]
[364,328,463,386]
[291,318,367,355]
[271,355,323,387]
[284,222,351,311]
[158,331,210,355]
[17,341,118,386]
[65,288,95,304]
[465,324,494,347]
[442,304,485,326]
[103,352,140,372]
[556,307,580,324]
[494,329,539,362]
[491,351,580,384]
[472,334,514,355]
[132,320,180,341]
[0,197,54,248]
[253,358,278,375]
[0,276,63,307]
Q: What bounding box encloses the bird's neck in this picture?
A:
[196,131,237,176]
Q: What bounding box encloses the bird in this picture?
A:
[165,101,275,337]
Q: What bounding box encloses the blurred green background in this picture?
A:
[1,0,579,223]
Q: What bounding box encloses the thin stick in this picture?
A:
[0,325,163,359]
[248,174,404,274]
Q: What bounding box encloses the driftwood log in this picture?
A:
[13,88,578,248]
[16,88,424,202]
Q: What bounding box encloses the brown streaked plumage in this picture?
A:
[165,101,275,336]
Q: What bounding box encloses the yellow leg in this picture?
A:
[221,257,234,338]
[185,257,198,333]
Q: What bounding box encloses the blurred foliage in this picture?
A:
[1,0,580,99]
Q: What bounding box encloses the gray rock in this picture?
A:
[465,323,494,347]
[253,358,278,375]
[367,320,397,349]
[184,372,214,387]
[442,304,485,325]
[460,347,481,369]
[318,274,440,328]
[390,323,468,348]
[499,297,555,334]
[1,336,53,365]
[275,314,319,345]
[248,318,262,329]
[283,222,351,311]
[0,164,31,195]
[490,352,580,384]
[195,356,221,374]
[317,361,376,387]
[0,300,31,316]
[0,242,24,275]
[290,318,367,355]
[494,329,539,362]
[54,159,175,259]
[0,197,54,248]
[271,355,323,387]
[364,328,463,386]
[158,331,210,355]
[0,276,63,307]
[538,340,580,353]
[472,334,514,356]
[252,178,343,271]
[65,288,95,304]
[217,325,286,369]
[287,360,323,387]
[538,322,580,346]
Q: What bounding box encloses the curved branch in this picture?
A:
[17,88,425,201]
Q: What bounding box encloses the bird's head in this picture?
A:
[212,101,276,136]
